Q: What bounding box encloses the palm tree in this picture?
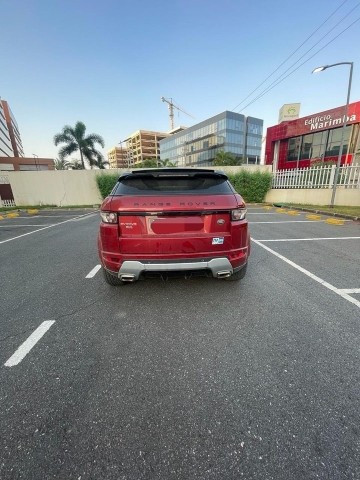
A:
[92,154,109,169]
[54,158,70,170]
[54,121,105,169]
[67,159,84,170]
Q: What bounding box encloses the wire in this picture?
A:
[231,0,355,111]
[238,16,360,113]
[238,6,359,112]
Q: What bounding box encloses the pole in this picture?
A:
[330,63,353,207]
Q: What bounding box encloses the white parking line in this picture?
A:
[0,213,95,245]
[251,238,360,309]
[0,215,91,220]
[86,264,102,278]
[338,288,360,294]
[255,236,360,242]
[0,224,54,228]
[4,321,55,367]
[71,213,97,222]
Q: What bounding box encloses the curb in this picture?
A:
[272,204,359,221]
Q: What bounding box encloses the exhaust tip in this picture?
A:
[217,271,232,278]
[120,274,136,282]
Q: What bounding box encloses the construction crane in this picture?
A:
[161,97,194,130]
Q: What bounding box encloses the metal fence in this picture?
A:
[272,164,360,189]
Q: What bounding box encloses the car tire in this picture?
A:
[225,264,247,281]
[103,268,126,286]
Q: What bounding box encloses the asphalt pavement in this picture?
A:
[0,207,359,479]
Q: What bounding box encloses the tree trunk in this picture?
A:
[79,148,85,169]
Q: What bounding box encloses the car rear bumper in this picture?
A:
[117,257,236,281]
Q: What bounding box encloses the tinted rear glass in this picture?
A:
[113,174,233,195]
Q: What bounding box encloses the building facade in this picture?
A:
[159,111,263,167]
[0,101,14,157]
[0,157,54,171]
[107,146,129,168]
[1,100,24,157]
[124,130,169,166]
[265,101,360,170]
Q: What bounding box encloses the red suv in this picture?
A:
[98,168,250,285]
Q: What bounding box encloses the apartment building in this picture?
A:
[124,130,169,166]
[1,100,24,157]
[0,101,14,157]
[107,145,129,168]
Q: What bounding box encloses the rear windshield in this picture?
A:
[112,174,233,195]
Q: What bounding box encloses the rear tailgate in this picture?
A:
[111,195,246,255]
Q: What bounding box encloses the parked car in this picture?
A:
[98,168,250,285]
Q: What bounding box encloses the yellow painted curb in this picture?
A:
[263,206,272,210]
[276,208,287,213]
[0,215,4,220]
[27,209,39,215]
[325,218,345,226]
[6,212,19,218]
[306,214,322,220]
[287,210,300,216]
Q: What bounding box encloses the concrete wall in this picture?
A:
[265,188,360,206]
[4,166,272,207]
[2,167,358,207]
[7,170,104,206]
[217,165,272,174]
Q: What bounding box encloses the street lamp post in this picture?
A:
[119,140,129,169]
[312,62,353,207]
[32,153,39,171]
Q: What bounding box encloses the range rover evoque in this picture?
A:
[98,168,250,285]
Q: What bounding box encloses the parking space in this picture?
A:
[0,208,98,243]
[248,205,360,307]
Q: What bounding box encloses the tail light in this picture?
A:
[231,208,247,221]
[100,211,117,224]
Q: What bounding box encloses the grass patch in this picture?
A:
[279,204,360,217]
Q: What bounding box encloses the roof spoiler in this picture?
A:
[118,168,228,180]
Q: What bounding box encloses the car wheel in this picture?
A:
[225,264,247,281]
[103,268,126,286]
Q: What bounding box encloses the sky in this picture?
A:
[1,0,360,161]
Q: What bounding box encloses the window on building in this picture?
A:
[311,130,328,158]
[287,137,301,161]
[325,125,351,157]
[300,133,313,159]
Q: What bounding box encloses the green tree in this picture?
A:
[213,150,240,166]
[54,121,105,169]
[134,158,159,168]
[159,158,177,167]
[54,158,70,170]
[68,159,84,170]
[92,154,110,169]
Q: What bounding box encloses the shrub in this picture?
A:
[97,173,119,199]
[96,170,273,203]
[227,171,272,203]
